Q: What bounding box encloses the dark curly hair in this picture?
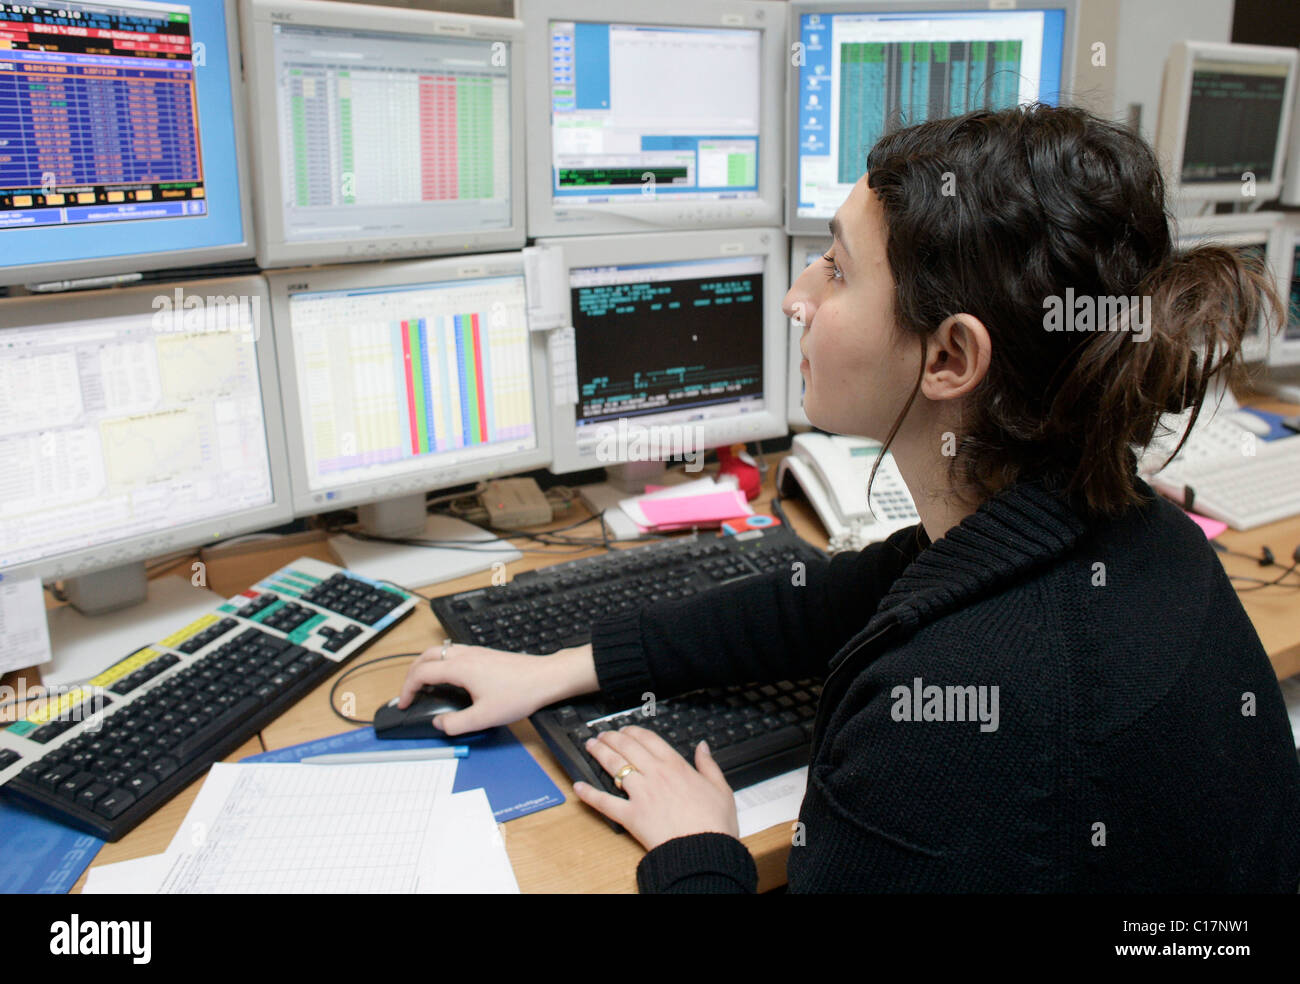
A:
[862,102,1284,516]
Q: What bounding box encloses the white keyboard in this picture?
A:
[1148,434,1300,529]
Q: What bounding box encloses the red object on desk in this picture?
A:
[716,444,761,501]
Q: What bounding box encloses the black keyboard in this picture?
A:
[428,525,828,824]
[533,680,822,826]
[430,524,826,655]
[0,558,417,841]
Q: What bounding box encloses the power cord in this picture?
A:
[1216,542,1300,591]
[328,651,424,727]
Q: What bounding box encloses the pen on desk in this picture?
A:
[301,747,470,764]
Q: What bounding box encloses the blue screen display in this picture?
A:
[1,0,246,274]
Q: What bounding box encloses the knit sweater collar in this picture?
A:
[865,478,1090,638]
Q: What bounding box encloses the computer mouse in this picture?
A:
[373,684,477,740]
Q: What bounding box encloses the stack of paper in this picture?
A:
[82,760,519,894]
[618,476,754,532]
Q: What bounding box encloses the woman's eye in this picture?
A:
[822,253,843,282]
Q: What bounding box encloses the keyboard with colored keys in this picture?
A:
[0,558,417,841]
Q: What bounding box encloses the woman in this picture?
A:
[399,104,1300,892]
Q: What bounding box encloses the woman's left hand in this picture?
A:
[574,725,740,852]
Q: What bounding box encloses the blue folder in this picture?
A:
[242,725,566,823]
[0,802,102,894]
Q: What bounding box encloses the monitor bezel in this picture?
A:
[1156,41,1298,206]
[266,253,553,516]
[1174,212,1289,365]
[0,0,256,288]
[0,275,293,583]
[240,0,527,269]
[784,0,1080,236]
[535,227,790,475]
[521,0,786,239]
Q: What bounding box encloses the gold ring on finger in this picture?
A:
[613,764,637,789]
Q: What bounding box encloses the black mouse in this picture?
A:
[373,684,477,740]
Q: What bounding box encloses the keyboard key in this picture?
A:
[710,725,807,772]
[77,782,112,809]
[94,789,137,820]
[56,771,97,799]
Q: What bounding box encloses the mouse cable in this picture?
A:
[1233,561,1300,592]
[328,652,424,728]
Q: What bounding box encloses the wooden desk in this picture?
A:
[57,440,1300,893]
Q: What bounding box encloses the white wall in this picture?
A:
[1111,0,1235,143]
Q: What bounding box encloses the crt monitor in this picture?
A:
[0,0,254,288]
[1284,89,1300,207]
[1174,212,1289,365]
[787,0,1076,235]
[535,228,790,477]
[0,276,292,609]
[240,0,526,268]
[522,0,785,238]
[1156,41,1298,204]
[787,236,830,427]
[266,254,551,529]
[1270,217,1300,369]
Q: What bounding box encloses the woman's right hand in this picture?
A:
[396,641,597,736]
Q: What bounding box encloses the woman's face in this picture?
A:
[782,175,921,441]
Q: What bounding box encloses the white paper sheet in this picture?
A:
[548,325,578,405]
[735,767,808,839]
[0,573,52,674]
[523,244,572,332]
[82,854,173,894]
[158,761,458,893]
[429,788,520,894]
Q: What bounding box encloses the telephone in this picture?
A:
[777,433,920,552]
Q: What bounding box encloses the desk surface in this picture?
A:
[17,437,1297,894]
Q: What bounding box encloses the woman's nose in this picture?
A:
[783,270,817,328]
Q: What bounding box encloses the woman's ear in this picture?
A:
[920,314,992,401]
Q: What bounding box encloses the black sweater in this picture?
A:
[589,477,1300,892]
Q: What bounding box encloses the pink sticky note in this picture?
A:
[1187,511,1227,539]
[639,490,752,528]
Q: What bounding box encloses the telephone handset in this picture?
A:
[777,433,921,552]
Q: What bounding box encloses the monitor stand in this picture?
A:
[330,493,522,591]
[43,562,223,688]
[577,461,670,541]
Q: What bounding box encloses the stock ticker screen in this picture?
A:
[1181,57,1290,183]
[0,0,210,231]
[569,255,765,430]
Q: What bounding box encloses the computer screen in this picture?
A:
[1157,42,1297,204]
[0,0,253,287]
[267,254,551,515]
[787,237,830,427]
[787,1,1074,234]
[241,0,525,267]
[1274,220,1300,368]
[537,228,789,475]
[523,0,784,238]
[1175,213,1288,364]
[0,276,291,581]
